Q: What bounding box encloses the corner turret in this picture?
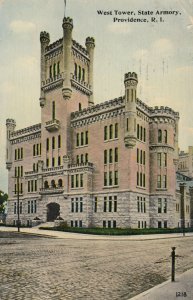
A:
[124,72,138,148]
[85,37,95,106]
[39,31,50,107]
[62,17,73,100]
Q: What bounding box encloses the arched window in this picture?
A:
[53,63,56,78]
[82,68,85,81]
[51,180,56,188]
[52,137,55,149]
[57,62,60,75]
[33,163,36,172]
[44,181,49,189]
[164,130,167,144]
[158,129,162,143]
[49,65,52,78]
[58,179,63,187]
[74,63,77,78]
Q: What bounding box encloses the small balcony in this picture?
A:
[39,187,64,195]
[45,119,60,132]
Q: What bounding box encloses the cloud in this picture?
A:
[9,20,36,34]
[152,38,173,54]
[107,22,131,34]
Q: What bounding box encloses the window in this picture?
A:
[94,197,97,213]
[14,202,17,214]
[33,144,36,156]
[85,131,88,145]
[143,174,145,187]
[53,63,56,78]
[108,220,111,228]
[140,126,143,141]
[79,220,83,228]
[163,175,167,188]
[158,198,162,213]
[164,130,167,144]
[115,123,118,138]
[81,132,84,146]
[79,103,82,111]
[80,198,83,212]
[76,133,79,147]
[114,171,118,186]
[75,198,79,212]
[137,148,139,163]
[113,220,116,228]
[144,128,146,142]
[52,101,55,120]
[58,156,61,166]
[164,153,167,167]
[109,149,113,163]
[143,198,146,213]
[158,129,162,143]
[74,63,77,78]
[104,197,107,212]
[158,221,162,228]
[164,221,167,228]
[109,171,113,186]
[58,179,63,187]
[103,220,106,228]
[104,150,107,164]
[104,172,107,186]
[115,148,118,163]
[71,198,74,212]
[81,154,84,164]
[78,66,81,81]
[109,125,113,139]
[82,68,85,81]
[52,137,55,150]
[157,175,161,188]
[58,135,61,148]
[15,149,17,160]
[76,174,79,188]
[140,150,143,164]
[34,180,37,192]
[143,151,146,165]
[109,197,112,212]
[137,124,140,139]
[49,65,52,78]
[71,175,74,188]
[163,198,167,213]
[51,180,56,188]
[85,153,88,163]
[137,197,140,212]
[52,157,55,167]
[44,181,49,189]
[114,196,117,212]
[71,220,73,227]
[140,172,142,187]
[104,126,108,141]
[137,172,139,186]
[57,61,60,74]
[46,158,49,168]
[157,153,161,167]
[80,174,83,187]
[46,138,49,151]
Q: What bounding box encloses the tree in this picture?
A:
[0,191,8,214]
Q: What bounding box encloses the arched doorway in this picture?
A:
[47,203,60,222]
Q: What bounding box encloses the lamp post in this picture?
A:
[17,175,20,232]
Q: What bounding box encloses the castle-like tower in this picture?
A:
[5,13,192,229]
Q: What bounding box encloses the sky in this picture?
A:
[0,0,193,192]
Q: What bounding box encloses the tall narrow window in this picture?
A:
[79,103,82,111]
[80,154,84,164]
[115,147,118,163]
[114,196,117,212]
[76,174,79,188]
[52,137,55,149]
[143,151,146,165]
[137,172,139,186]
[82,68,85,81]
[109,149,113,163]
[109,196,112,212]
[94,197,97,213]
[53,63,56,78]
[144,128,146,142]
[163,175,167,188]
[137,148,139,163]
[81,132,84,146]
[21,148,23,159]
[80,174,83,187]
[58,156,61,166]
[140,126,143,141]
[85,131,88,145]
[80,197,83,212]
[46,158,49,168]
[109,171,113,186]
[85,153,88,163]
[104,197,107,212]
[137,124,140,139]
[164,130,167,144]
[52,101,55,120]
[76,133,79,147]
[52,157,55,167]
[46,138,49,151]
[109,125,113,139]
[74,63,77,78]
[157,153,161,167]
[163,198,167,213]
[157,175,161,188]
[115,123,118,138]
[114,171,118,185]
[15,149,17,160]
[140,150,143,164]
[104,172,107,186]
[158,129,162,143]
[58,135,61,148]
[158,198,162,213]
[104,150,107,164]
[104,126,108,141]
[71,175,74,188]
[57,61,60,74]
[164,153,167,167]
[49,65,52,78]
[78,66,81,81]
[33,144,36,156]
[71,198,74,212]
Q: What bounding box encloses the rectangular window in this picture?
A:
[58,135,61,148]
[115,123,118,138]
[115,147,118,163]
[109,149,113,163]
[76,174,79,188]
[137,197,140,212]
[109,171,113,186]
[46,158,49,168]
[163,198,167,213]
[140,172,142,187]
[33,144,36,156]
[34,200,37,213]
[143,151,146,165]
[113,220,116,228]
[21,166,23,177]
[94,197,97,213]
[52,101,55,120]
[75,198,79,213]
[109,124,113,139]
[144,128,146,142]
[164,153,167,167]
[75,220,78,227]
[158,221,162,228]
[104,150,107,164]
[114,196,117,212]
[31,180,34,192]
[35,180,37,192]
[80,154,84,164]
[31,201,34,214]
[109,196,112,212]
[143,174,145,187]
[140,197,143,213]
[81,132,84,146]
[15,149,17,160]
[143,198,146,213]
[71,220,73,227]
[28,181,30,192]
[71,198,74,212]
[104,197,107,212]
[14,202,17,214]
[85,131,88,145]
[138,221,140,228]
[52,137,55,150]
[80,197,83,212]
[103,220,106,228]
[104,172,107,186]
[104,126,108,141]
[76,155,79,164]
[76,133,79,147]
[108,220,111,228]
[52,157,55,167]
[46,138,49,151]
[114,171,118,186]
[71,175,74,188]
[137,172,139,186]
[79,220,82,228]
[58,156,61,166]
[158,198,162,213]
[164,221,167,228]
[137,124,139,139]
[163,175,167,188]
[80,174,83,187]
[85,153,88,163]
[157,175,161,188]
[28,201,30,214]
[21,148,23,159]
[157,153,161,167]
[140,126,143,141]
[137,148,139,163]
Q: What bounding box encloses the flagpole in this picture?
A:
[64,0,66,17]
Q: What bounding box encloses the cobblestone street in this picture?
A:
[1,232,193,300]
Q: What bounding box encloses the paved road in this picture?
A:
[0,231,193,300]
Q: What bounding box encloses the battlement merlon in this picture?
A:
[149,106,179,120]
[9,123,41,140]
[124,72,138,84]
[6,118,16,128]
[40,31,50,45]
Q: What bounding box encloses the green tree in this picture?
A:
[0,191,8,214]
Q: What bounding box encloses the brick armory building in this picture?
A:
[5,15,191,228]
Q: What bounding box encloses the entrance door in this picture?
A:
[47,203,60,222]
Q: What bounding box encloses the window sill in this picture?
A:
[71,187,84,190]
[76,145,88,149]
[156,188,167,191]
[104,138,119,143]
[136,186,146,190]
[103,185,119,189]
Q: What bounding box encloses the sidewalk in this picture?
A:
[130,268,193,300]
[0,226,193,240]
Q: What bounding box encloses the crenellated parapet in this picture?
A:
[150,106,179,119]
[45,38,63,54]
[62,17,73,30]
[10,123,41,139]
[40,31,50,45]
[73,39,89,57]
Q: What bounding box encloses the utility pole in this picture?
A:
[17,175,20,232]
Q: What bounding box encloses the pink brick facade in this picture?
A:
[6,16,187,229]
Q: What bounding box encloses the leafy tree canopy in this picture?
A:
[0,191,8,213]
